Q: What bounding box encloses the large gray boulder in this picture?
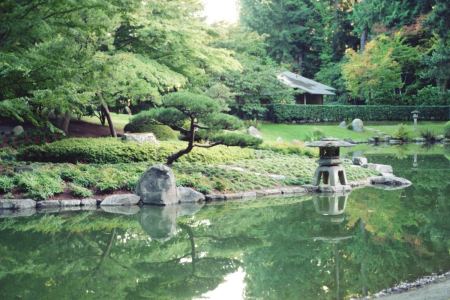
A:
[177,187,205,203]
[101,194,140,206]
[136,164,178,205]
[247,126,262,139]
[351,119,364,132]
[123,133,158,144]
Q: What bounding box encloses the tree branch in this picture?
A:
[194,142,222,148]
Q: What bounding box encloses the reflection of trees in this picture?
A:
[0,155,449,300]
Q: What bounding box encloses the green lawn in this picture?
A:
[81,113,131,130]
[259,121,447,142]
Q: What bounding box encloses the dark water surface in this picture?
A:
[0,146,449,299]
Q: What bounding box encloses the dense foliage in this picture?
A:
[140,91,262,165]
[0,0,240,133]
[268,104,449,123]
[241,0,450,105]
[17,138,256,164]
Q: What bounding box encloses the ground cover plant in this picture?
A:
[0,146,379,200]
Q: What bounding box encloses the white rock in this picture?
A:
[12,125,24,136]
[123,133,158,144]
[247,126,262,139]
[101,194,140,206]
[352,157,368,166]
[339,121,346,128]
[351,119,364,132]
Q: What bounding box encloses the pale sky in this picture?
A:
[203,0,239,24]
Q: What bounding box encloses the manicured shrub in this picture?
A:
[124,113,178,140]
[0,176,15,193]
[69,183,93,198]
[18,138,256,164]
[393,124,411,141]
[17,172,64,200]
[268,104,450,123]
[444,121,450,138]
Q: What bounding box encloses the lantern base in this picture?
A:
[313,165,350,189]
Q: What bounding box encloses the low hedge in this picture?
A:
[268,105,450,123]
[17,138,256,164]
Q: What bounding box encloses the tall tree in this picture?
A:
[240,0,324,77]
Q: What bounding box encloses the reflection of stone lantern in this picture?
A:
[313,193,349,221]
[307,138,354,193]
[411,110,419,130]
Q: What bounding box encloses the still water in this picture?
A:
[0,146,449,299]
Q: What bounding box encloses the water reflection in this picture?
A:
[139,203,204,241]
[0,149,448,299]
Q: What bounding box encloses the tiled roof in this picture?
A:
[277,71,336,95]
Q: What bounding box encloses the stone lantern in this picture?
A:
[306,138,354,192]
[411,110,419,130]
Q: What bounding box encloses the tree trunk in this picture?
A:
[99,109,106,126]
[360,28,368,51]
[98,94,117,138]
[166,117,195,166]
[61,111,71,135]
[297,53,304,75]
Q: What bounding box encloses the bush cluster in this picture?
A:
[124,111,178,140]
[268,104,450,123]
[393,124,412,141]
[18,138,256,164]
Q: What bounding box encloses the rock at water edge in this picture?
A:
[177,187,205,203]
[136,164,178,205]
[101,194,140,206]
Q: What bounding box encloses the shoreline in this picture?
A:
[356,271,450,299]
[0,172,410,213]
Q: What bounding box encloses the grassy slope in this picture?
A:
[259,121,447,142]
[81,113,131,131]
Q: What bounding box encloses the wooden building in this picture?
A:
[277,71,335,105]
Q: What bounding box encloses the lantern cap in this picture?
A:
[306,137,354,148]
[411,110,419,114]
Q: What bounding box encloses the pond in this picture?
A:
[0,145,449,299]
